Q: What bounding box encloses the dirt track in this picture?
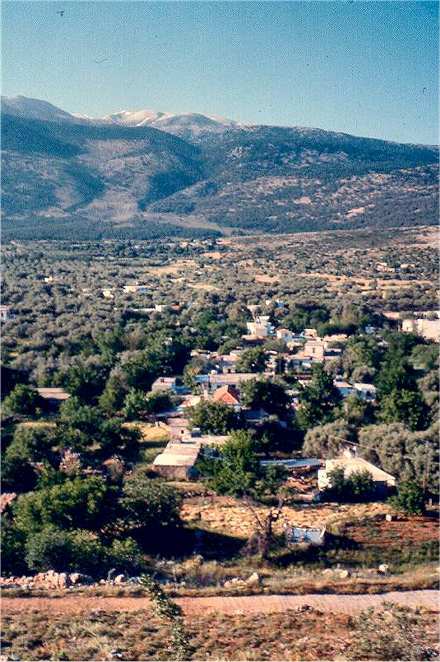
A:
[2,590,439,616]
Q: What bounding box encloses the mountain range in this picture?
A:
[1,95,438,240]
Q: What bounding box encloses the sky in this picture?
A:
[2,1,438,144]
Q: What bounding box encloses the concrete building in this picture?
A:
[318,449,396,496]
[402,318,440,342]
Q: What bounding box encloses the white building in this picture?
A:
[402,318,440,342]
[318,449,396,495]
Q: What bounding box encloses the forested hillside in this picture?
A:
[1,111,438,240]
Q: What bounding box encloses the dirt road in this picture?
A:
[2,590,438,616]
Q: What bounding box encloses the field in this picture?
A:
[2,603,438,661]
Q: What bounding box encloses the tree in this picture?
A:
[358,423,439,496]
[378,388,426,431]
[25,526,106,574]
[2,384,42,417]
[296,365,342,430]
[342,393,375,425]
[240,378,291,419]
[2,424,58,492]
[322,468,375,502]
[389,481,426,515]
[122,389,172,421]
[236,347,267,373]
[188,400,240,434]
[63,358,109,404]
[13,476,115,535]
[121,472,182,535]
[198,430,286,500]
[303,419,356,458]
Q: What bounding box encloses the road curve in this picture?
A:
[2,590,439,616]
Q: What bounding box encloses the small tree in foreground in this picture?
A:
[139,574,192,661]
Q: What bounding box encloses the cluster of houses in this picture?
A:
[149,320,397,495]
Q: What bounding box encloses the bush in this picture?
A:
[188,400,240,434]
[13,476,116,535]
[389,481,426,515]
[2,384,42,417]
[121,473,182,533]
[323,467,376,502]
[25,527,105,574]
[107,537,145,573]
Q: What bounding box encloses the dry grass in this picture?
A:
[1,606,438,660]
[124,422,170,444]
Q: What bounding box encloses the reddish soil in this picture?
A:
[2,590,439,616]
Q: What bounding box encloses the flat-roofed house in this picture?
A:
[318,449,396,496]
[37,388,70,411]
[402,318,440,342]
[153,441,200,480]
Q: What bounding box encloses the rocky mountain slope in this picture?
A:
[1,96,438,240]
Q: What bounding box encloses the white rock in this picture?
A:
[378,564,389,574]
[339,570,350,579]
[114,574,126,585]
[246,572,261,586]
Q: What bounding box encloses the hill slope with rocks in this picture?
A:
[1,96,438,240]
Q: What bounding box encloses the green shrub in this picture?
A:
[25,527,105,574]
[389,481,426,515]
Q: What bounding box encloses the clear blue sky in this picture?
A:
[2,1,438,144]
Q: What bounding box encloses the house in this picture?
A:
[276,328,295,343]
[402,318,440,342]
[245,315,274,339]
[261,458,322,470]
[153,441,201,480]
[353,382,377,401]
[151,377,186,394]
[212,385,241,408]
[0,305,10,322]
[123,284,149,294]
[334,380,356,398]
[318,449,396,496]
[196,372,266,392]
[37,388,70,410]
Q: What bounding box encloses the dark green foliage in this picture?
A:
[198,430,286,500]
[389,481,426,515]
[13,475,115,534]
[2,424,58,492]
[323,467,376,502]
[236,347,268,373]
[188,400,240,434]
[297,365,342,430]
[120,472,182,533]
[24,526,106,574]
[2,384,41,417]
[122,389,172,421]
[240,378,291,418]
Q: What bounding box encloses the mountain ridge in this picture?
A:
[1,96,438,240]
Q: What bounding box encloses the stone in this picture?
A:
[246,572,261,586]
[69,573,82,586]
[339,570,350,579]
[322,568,334,575]
[378,564,389,574]
[114,574,126,585]
[385,514,393,522]
[57,573,68,589]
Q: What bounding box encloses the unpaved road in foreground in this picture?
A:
[2,590,439,616]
